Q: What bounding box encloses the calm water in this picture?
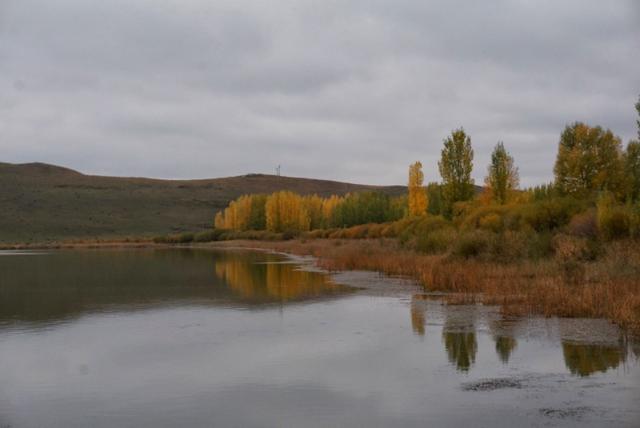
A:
[0,248,638,427]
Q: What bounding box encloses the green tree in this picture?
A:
[553,122,624,197]
[625,141,640,202]
[627,97,640,201]
[484,142,519,204]
[438,128,475,217]
[636,95,640,140]
[426,182,443,215]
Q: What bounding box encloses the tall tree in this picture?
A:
[438,128,475,217]
[635,95,640,140]
[426,182,443,215]
[624,141,640,201]
[484,142,519,204]
[628,96,640,201]
[553,122,623,197]
[408,161,427,216]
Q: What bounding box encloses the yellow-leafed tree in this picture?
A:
[303,195,324,230]
[214,212,225,229]
[266,191,310,232]
[321,195,343,227]
[408,161,427,216]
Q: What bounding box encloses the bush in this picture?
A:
[567,209,598,238]
[281,230,298,240]
[599,208,631,240]
[597,193,631,240]
[415,228,457,254]
[460,205,507,231]
[153,232,196,244]
[194,229,225,242]
[631,203,640,239]
[525,231,554,259]
[451,230,493,259]
[518,197,586,232]
[488,231,528,262]
[478,213,503,232]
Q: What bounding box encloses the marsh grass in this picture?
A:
[230,238,640,334]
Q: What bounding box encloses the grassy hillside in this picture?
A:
[0,162,406,243]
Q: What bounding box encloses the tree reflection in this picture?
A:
[562,341,627,377]
[494,336,517,364]
[410,296,426,336]
[442,308,478,372]
[443,332,477,372]
[214,255,346,303]
[489,318,518,364]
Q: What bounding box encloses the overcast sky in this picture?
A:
[1,0,639,186]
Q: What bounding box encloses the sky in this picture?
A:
[1,0,639,186]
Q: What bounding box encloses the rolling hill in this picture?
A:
[0,162,406,243]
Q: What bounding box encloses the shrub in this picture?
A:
[600,208,631,240]
[487,231,528,262]
[552,234,593,285]
[519,197,586,232]
[567,209,598,238]
[525,231,554,259]
[344,224,370,239]
[631,203,640,239]
[597,193,631,240]
[194,229,225,242]
[478,213,503,232]
[415,228,457,254]
[366,223,386,239]
[459,205,507,231]
[451,230,493,259]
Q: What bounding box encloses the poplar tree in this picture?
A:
[484,142,519,204]
[438,128,475,217]
[625,97,640,201]
[408,161,427,216]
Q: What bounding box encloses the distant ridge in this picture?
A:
[0,162,406,243]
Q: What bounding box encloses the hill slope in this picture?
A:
[0,162,406,243]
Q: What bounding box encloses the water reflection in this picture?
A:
[213,254,345,302]
[0,249,349,326]
[443,332,477,372]
[410,297,426,336]
[562,341,627,377]
[442,307,478,372]
[0,249,637,382]
[489,318,518,364]
[495,336,518,364]
[408,295,635,377]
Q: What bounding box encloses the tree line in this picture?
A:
[215,190,406,233]
[216,96,640,231]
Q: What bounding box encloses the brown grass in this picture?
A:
[216,238,640,335]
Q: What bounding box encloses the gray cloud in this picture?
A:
[0,0,639,186]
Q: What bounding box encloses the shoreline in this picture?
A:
[2,237,639,336]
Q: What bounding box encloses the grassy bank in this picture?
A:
[210,238,640,335]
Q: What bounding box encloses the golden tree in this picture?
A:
[321,195,343,227]
[266,191,310,232]
[214,212,225,229]
[303,195,324,230]
[408,161,427,216]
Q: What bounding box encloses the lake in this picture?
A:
[0,248,638,427]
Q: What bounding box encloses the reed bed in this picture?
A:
[222,238,640,335]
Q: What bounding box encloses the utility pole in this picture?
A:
[276,165,281,176]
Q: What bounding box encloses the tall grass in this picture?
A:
[237,238,640,334]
